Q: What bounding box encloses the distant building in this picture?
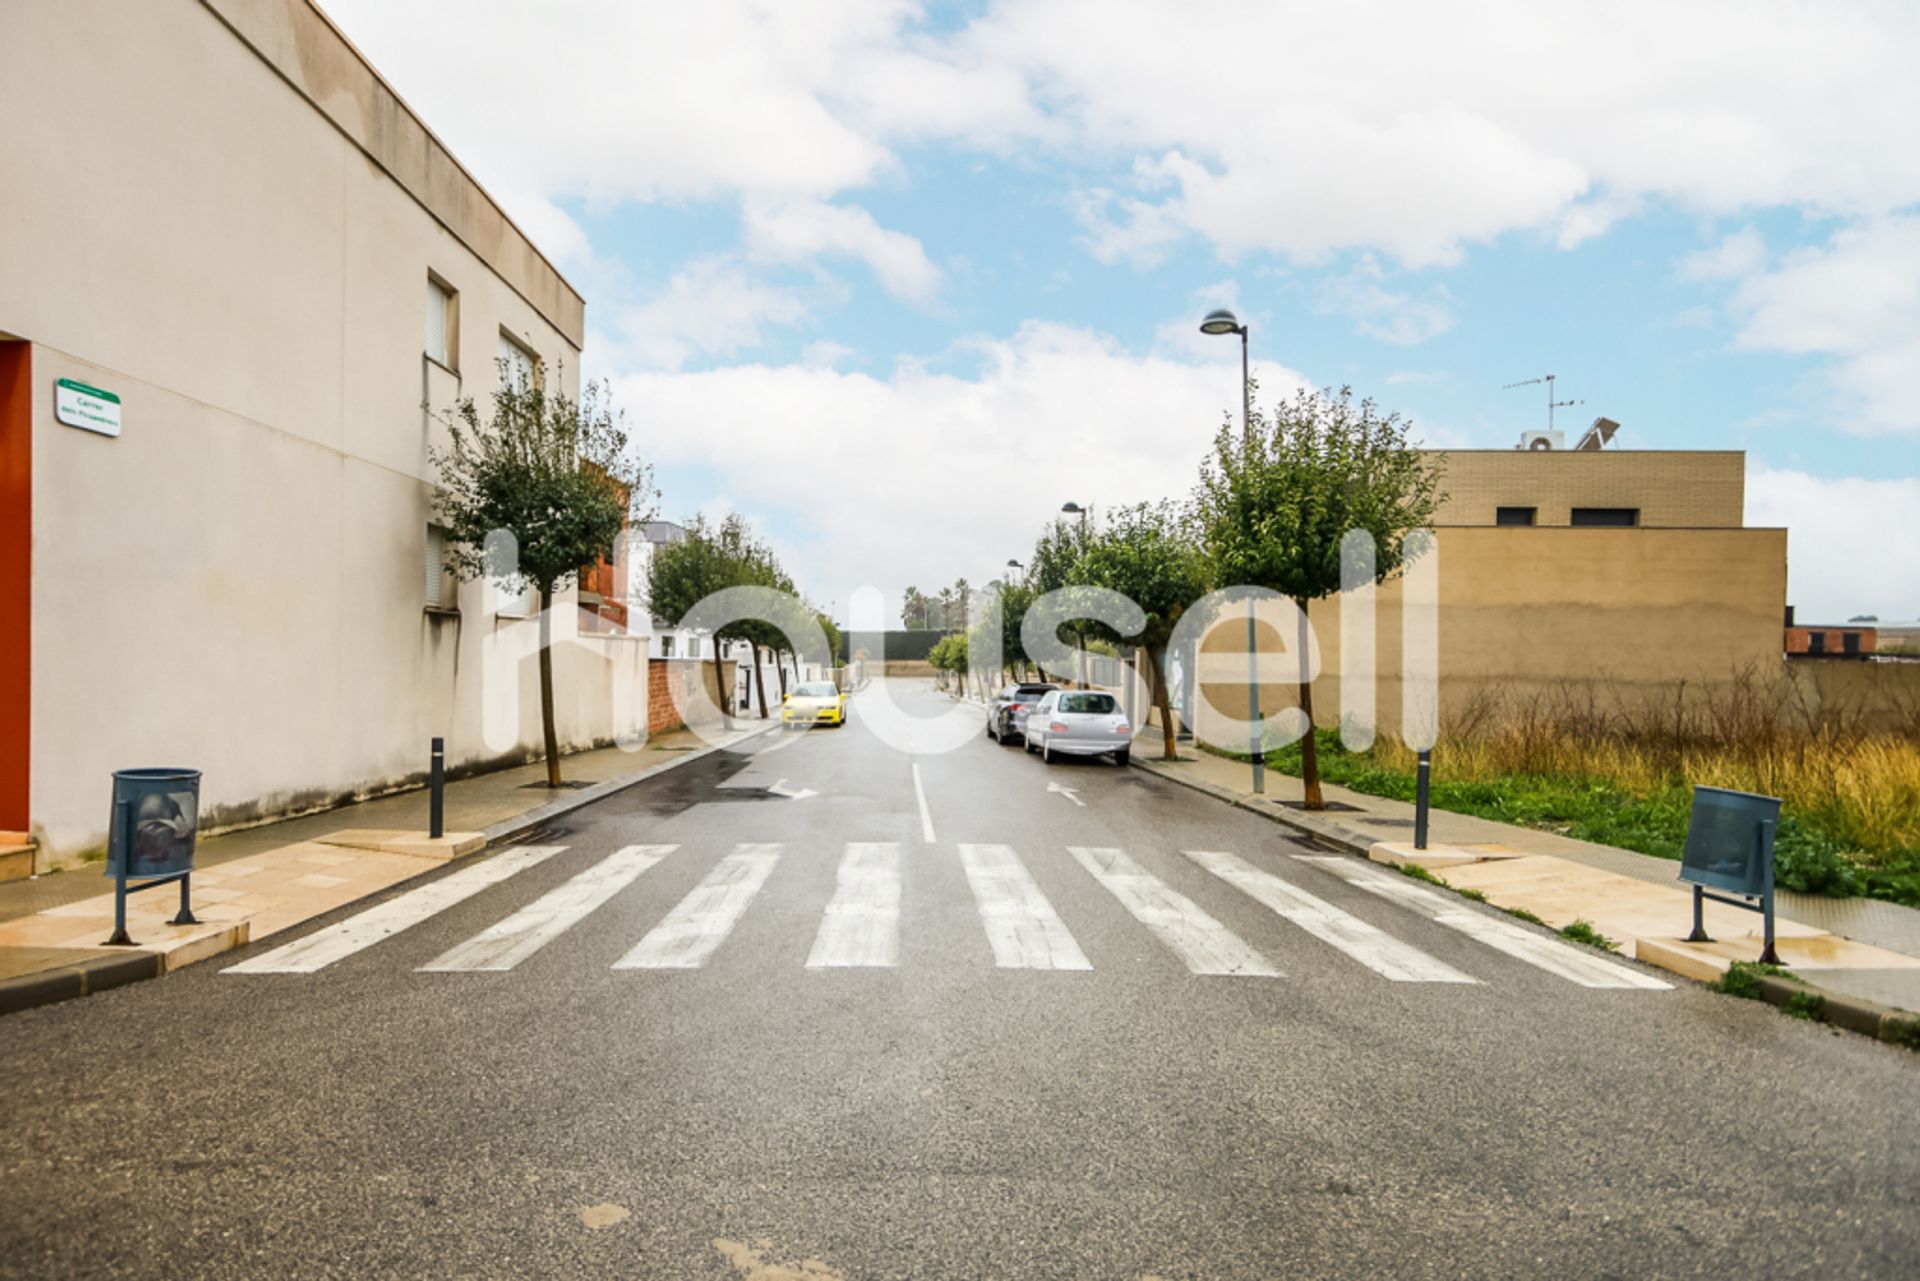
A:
[1191,447,1796,739]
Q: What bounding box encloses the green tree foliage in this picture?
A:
[1195,384,1443,807]
[901,586,932,630]
[1073,501,1210,760]
[647,512,779,726]
[431,374,653,786]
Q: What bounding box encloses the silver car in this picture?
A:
[988,682,1057,744]
[1023,689,1132,765]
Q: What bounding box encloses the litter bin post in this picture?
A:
[1678,784,1783,965]
[102,768,203,947]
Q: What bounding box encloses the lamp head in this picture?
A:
[1199,307,1244,336]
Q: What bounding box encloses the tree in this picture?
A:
[1195,384,1442,808]
[901,586,931,630]
[1074,501,1210,760]
[432,374,653,787]
[1030,516,1093,683]
[647,512,775,729]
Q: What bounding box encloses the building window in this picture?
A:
[426,276,457,369]
[689,636,702,659]
[499,329,539,390]
[425,524,454,610]
[1495,506,1536,527]
[1570,507,1639,527]
[661,634,676,658]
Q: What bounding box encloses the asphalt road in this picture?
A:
[3,682,1917,1280]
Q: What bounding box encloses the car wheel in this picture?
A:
[1024,733,1037,755]
[1114,749,1130,767]
[1042,737,1052,763]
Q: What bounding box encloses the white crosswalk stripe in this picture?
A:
[1296,855,1672,990]
[224,845,565,974]
[808,842,902,968]
[1067,846,1278,976]
[613,844,781,970]
[957,843,1092,971]
[418,845,675,973]
[1186,849,1477,983]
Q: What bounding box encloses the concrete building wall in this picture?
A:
[0,1,618,863]
[1189,525,1788,744]
[1429,451,1745,528]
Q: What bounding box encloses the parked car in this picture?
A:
[987,682,1058,744]
[782,681,848,729]
[1023,689,1131,764]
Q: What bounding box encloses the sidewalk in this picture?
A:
[0,717,779,1013]
[1136,746,1920,1025]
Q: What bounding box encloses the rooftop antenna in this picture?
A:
[1502,373,1583,433]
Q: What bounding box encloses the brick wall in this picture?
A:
[1429,450,1746,528]
[648,658,732,734]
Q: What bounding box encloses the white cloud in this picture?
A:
[800,339,857,368]
[605,259,810,372]
[608,322,1308,603]
[974,1,1920,266]
[1725,216,1920,433]
[1748,467,1920,621]
[1315,257,1455,346]
[325,0,1920,274]
[1679,226,1767,281]
[1386,370,1446,386]
[744,198,943,303]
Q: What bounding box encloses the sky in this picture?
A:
[323,0,1920,625]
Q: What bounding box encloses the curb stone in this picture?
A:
[1133,756,1920,1052]
[1,720,784,1020]
[0,951,161,1017]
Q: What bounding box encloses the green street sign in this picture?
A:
[54,377,122,437]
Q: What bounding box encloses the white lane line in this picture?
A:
[225,845,565,974]
[1297,856,1672,990]
[911,763,936,843]
[807,843,902,968]
[1067,846,1278,977]
[957,844,1092,971]
[1186,849,1476,984]
[418,844,675,973]
[612,845,780,970]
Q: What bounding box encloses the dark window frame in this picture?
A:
[1570,507,1640,527]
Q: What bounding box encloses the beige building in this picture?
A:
[1184,448,1791,742]
[0,0,653,870]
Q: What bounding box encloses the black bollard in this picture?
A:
[429,737,445,839]
[1414,749,1432,850]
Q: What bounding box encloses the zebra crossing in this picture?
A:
[224,840,1671,991]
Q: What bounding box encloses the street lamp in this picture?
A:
[1200,306,1263,793]
[1006,558,1023,570]
[1059,503,1091,686]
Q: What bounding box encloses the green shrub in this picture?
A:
[1558,919,1621,952]
[1716,961,1793,1000]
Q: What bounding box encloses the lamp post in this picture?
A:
[1060,503,1091,688]
[1200,307,1263,794]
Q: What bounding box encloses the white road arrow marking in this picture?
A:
[1048,780,1086,807]
[767,778,818,800]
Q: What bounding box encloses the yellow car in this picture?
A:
[782,681,848,729]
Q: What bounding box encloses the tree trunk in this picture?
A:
[712,642,733,730]
[537,583,562,787]
[1146,643,1179,761]
[1295,597,1324,809]
[751,642,769,718]
[777,656,789,700]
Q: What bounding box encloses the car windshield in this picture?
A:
[794,683,837,697]
[1058,693,1117,715]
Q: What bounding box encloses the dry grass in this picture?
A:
[1288,670,1920,904]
